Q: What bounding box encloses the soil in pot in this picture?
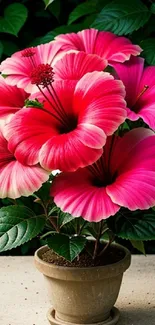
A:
[42,243,125,267]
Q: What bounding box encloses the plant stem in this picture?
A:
[49,216,59,232]
[76,218,80,235]
[92,222,103,260]
[40,231,56,240]
[78,221,87,235]
[42,201,58,232]
[98,235,115,258]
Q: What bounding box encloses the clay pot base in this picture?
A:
[47,307,120,325]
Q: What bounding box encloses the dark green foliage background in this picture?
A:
[0,0,155,255]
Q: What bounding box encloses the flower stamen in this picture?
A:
[21,48,36,58]
[21,48,36,67]
[30,64,71,129]
[135,85,149,103]
[31,64,54,88]
[51,84,69,121]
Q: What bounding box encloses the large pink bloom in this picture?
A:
[0,130,49,199]
[51,128,155,222]
[113,56,155,130]
[4,71,126,172]
[0,42,61,93]
[0,76,29,125]
[54,28,141,64]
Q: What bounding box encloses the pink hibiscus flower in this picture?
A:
[113,56,155,130]
[0,42,61,93]
[0,130,49,199]
[0,76,29,125]
[4,70,126,172]
[54,28,142,64]
[51,128,155,222]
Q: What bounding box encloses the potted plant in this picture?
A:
[0,28,155,325]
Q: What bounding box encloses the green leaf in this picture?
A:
[130,240,145,255]
[1,40,18,56]
[0,206,46,252]
[68,0,98,25]
[25,99,43,109]
[48,0,61,20]
[150,3,155,14]
[82,222,101,238]
[44,0,55,9]
[83,13,98,27]
[68,0,110,26]
[141,38,155,65]
[121,121,130,131]
[0,3,28,36]
[53,24,84,35]
[30,31,57,46]
[0,41,3,59]
[109,212,155,241]
[58,211,74,227]
[91,0,150,35]
[47,234,86,261]
[34,181,51,203]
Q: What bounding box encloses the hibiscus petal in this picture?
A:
[77,123,106,148]
[53,52,107,80]
[78,28,99,53]
[113,56,144,108]
[107,128,155,210]
[107,169,155,211]
[98,33,142,63]
[110,128,154,174]
[73,71,127,135]
[0,161,49,199]
[0,130,49,199]
[40,131,103,172]
[4,107,58,165]
[0,130,13,168]
[55,32,85,52]
[138,99,155,130]
[134,66,155,129]
[126,108,139,121]
[51,170,120,221]
[111,128,154,174]
[0,76,29,123]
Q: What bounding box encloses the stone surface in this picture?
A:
[0,255,155,325]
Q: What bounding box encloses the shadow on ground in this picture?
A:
[118,307,155,325]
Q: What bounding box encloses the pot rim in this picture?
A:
[34,242,131,275]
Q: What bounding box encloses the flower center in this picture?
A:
[59,115,78,134]
[88,136,117,188]
[31,64,54,88]
[92,171,117,187]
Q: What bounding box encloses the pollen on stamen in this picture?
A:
[21,48,36,58]
[30,64,54,87]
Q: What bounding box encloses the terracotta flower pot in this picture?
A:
[34,243,131,325]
